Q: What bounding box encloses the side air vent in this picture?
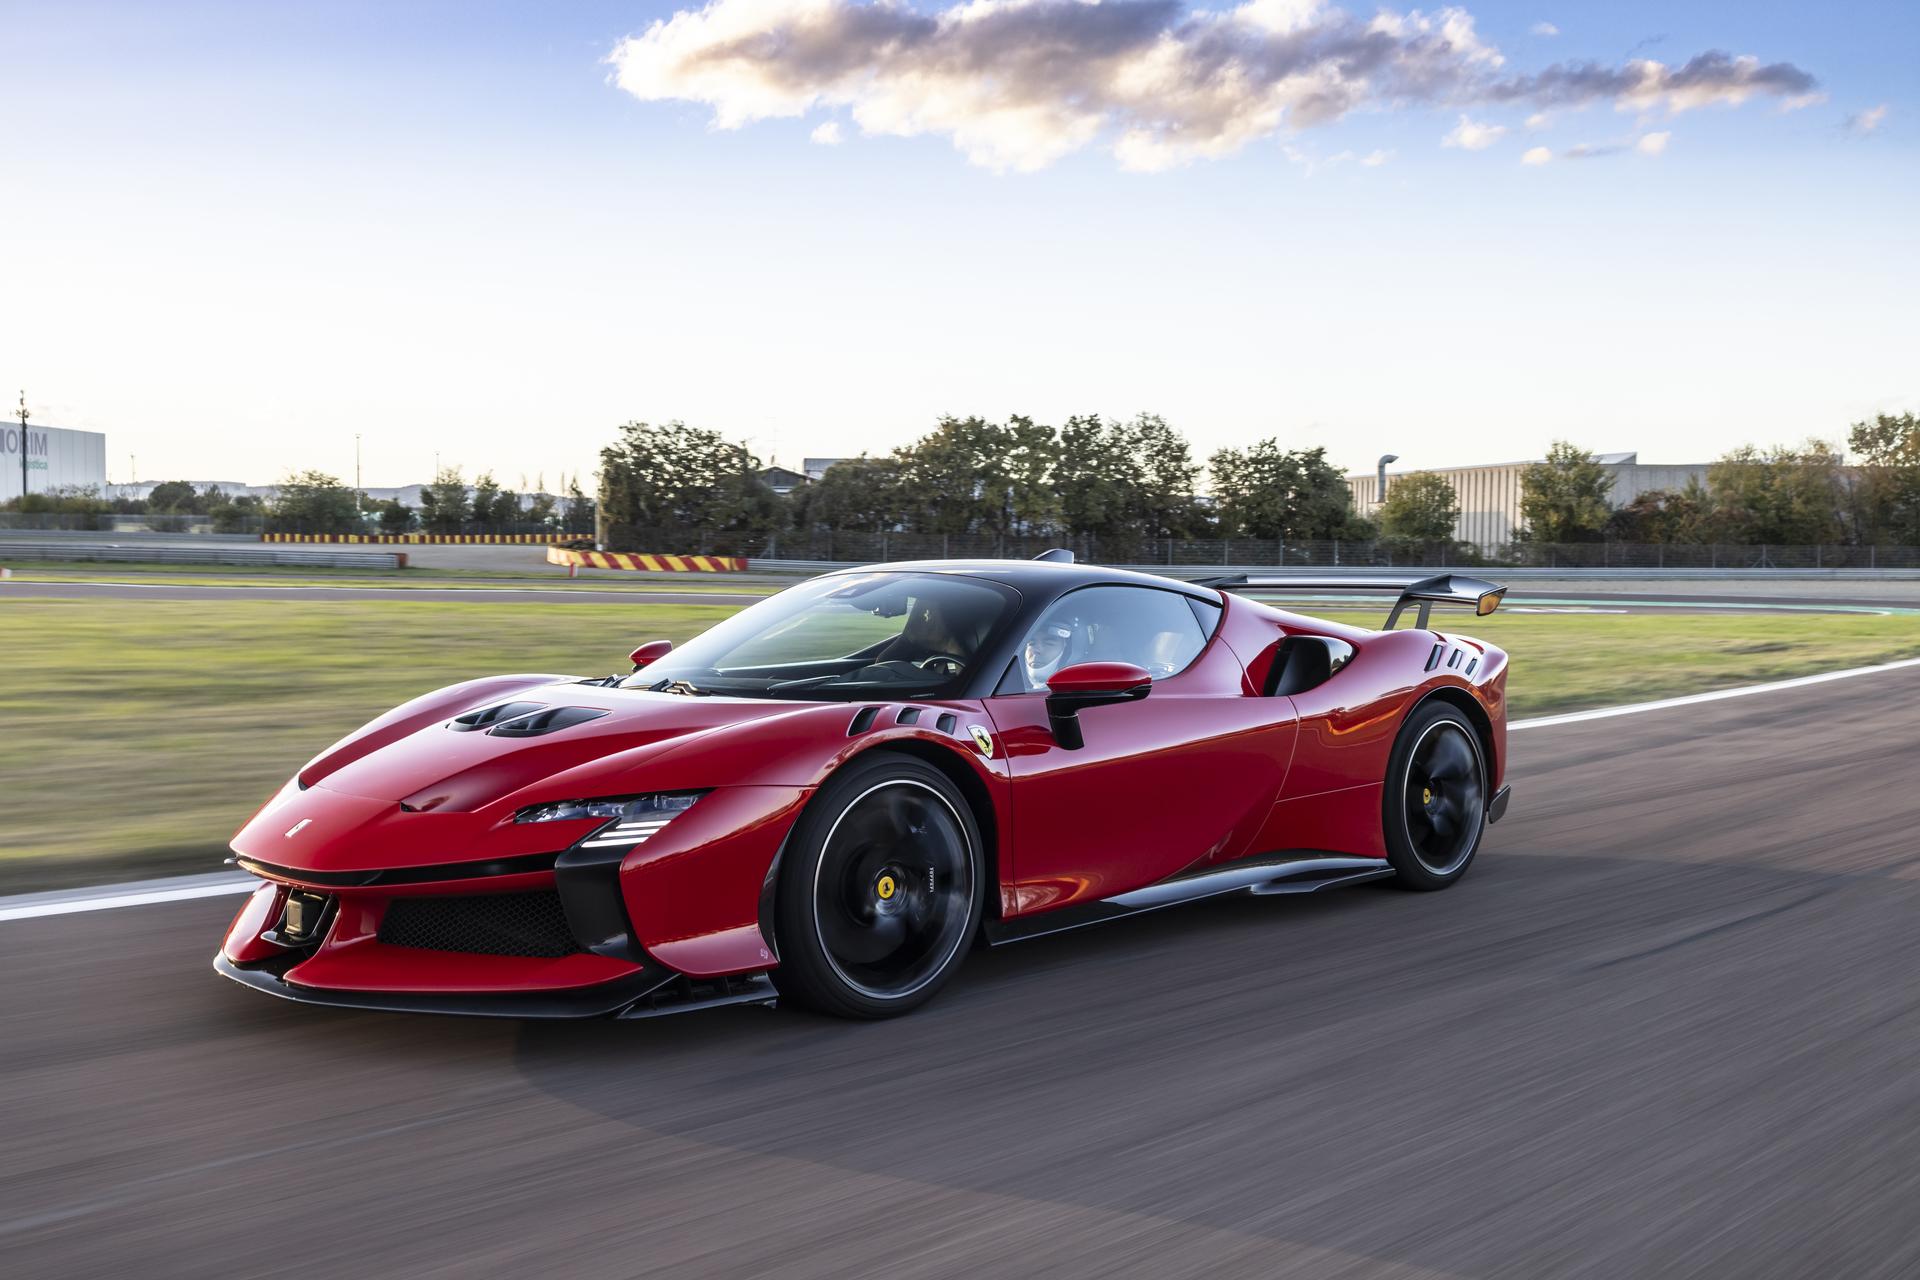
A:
[1425,644,1444,672]
[450,701,546,732]
[896,707,922,725]
[488,706,610,738]
[1267,636,1356,696]
[848,706,881,736]
[936,713,958,734]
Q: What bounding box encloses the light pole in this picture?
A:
[1375,454,1399,509]
[16,391,29,503]
[355,433,363,513]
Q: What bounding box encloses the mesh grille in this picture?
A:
[377,892,581,958]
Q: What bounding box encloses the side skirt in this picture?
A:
[983,855,1395,946]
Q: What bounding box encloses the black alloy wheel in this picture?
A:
[772,754,985,1018]
[1383,702,1489,890]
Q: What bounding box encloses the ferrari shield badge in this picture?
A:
[967,724,995,758]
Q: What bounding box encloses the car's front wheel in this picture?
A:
[771,754,985,1018]
[1383,702,1489,890]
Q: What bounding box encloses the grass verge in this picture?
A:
[2,598,1915,893]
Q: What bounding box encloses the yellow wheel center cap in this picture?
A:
[1422,787,1433,805]
[876,874,897,901]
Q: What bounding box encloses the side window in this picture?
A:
[1006,587,1209,692]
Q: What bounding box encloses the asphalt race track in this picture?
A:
[5,669,1919,1278]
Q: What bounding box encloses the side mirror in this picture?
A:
[628,640,673,671]
[1045,661,1151,751]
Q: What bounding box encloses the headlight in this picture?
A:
[515,791,705,849]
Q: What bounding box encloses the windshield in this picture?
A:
[620,571,1019,701]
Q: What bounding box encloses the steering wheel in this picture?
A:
[915,655,966,677]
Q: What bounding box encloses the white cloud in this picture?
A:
[1525,111,1550,129]
[1845,104,1889,134]
[609,0,1820,172]
[1443,115,1508,150]
[1360,148,1395,166]
[1636,130,1670,155]
[1521,145,1552,164]
[1531,22,1559,37]
[810,120,844,145]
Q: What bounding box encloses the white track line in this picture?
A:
[1509,655,1920,731]
[5,654,1919,922]
[0,875,256,923]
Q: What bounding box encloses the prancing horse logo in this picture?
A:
[967,724,995,759]
[285,818,313,838]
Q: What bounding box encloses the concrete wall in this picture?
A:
[1,423,108,503]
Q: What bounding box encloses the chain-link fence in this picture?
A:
[628,527,1920,570]
[6,511,1919,568]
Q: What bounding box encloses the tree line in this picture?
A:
[11,410,1917,550]
[1,468,596,536]
[599,411,1920,554]
[600,414,1376,554]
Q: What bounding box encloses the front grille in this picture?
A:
[377,891,581,958]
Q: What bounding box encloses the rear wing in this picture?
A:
[1199,573,1507,631]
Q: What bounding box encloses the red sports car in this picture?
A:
[216,557,1511,1020]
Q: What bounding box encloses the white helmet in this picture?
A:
[1022,620,1075,689]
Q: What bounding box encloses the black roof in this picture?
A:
[820,558,1222,603]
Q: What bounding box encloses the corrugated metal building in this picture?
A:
[1346,452,1712,547]
[1,421,108,503]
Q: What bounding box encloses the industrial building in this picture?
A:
[1,421,108,503]
[1347,452,1712,547]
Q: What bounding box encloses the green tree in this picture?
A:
[375,499,416,533]
[1706,441,1850,545]
[1848,412,1920,545]
[1377,471,1461,545]
[1207,440,1363,542]
[418,467,471,533]
[563,477,596,536]
[1053,414,1139,541]
[597,421,780,549]
[523,492,557,526]
[793,456,908,533]
[271,470,360,534]
[1604,479,1715,544]
[1519,442,1615,543]
[145,480,200,513]
[1126,414,1206,538]
[208,492,264,533]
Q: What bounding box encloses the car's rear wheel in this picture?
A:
[1383,702,1488,890]
[772,754,984,1018]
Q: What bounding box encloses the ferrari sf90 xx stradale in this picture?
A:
[216,556,1512,1020]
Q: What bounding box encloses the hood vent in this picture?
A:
[450,701,547,732]
[487,706,611,738]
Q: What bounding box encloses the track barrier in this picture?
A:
[545,547,748,575]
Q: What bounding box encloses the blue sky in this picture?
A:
[1,0,1913,488]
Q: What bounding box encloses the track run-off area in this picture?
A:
[4,659,1918,1278]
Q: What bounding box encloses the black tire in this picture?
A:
[771,753,986,1019]
[1383,702,1489,891]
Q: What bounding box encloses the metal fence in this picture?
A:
[636,528,1920,570]
[6,510,1920,569]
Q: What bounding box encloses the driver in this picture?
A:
[1022,620,1076,690]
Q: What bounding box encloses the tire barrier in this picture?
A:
[545,546,748,574]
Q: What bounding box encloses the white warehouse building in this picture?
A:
[1,421,108,503]
[1346,452,1712,547]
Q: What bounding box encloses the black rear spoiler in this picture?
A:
[1199,573,1508,630]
